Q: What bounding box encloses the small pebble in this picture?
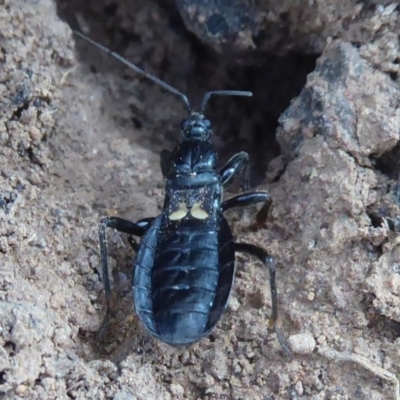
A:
[15,385,27,395]
[170,383,184,396]
[295,380,304,395]
[288,333,316,355]
[316,334,327,345]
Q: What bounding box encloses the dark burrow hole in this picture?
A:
[361,293,400,341]
[366,210,385,228]
[56,0,317,186]
[373,142,400,180]
[370,144,400,229]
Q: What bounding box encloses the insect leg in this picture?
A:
[135,217,155,228]
[221,191,271,225]
[234,242,293,359]
[98,216,151,341]
[126,217,155,251]
[219,151,250,190]
[160,150,172,177]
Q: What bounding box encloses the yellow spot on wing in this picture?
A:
[169,202,188,220]
[191,202,208,219]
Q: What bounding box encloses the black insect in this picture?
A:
[75,31,292,356]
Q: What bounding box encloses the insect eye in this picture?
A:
[181,119,190,131]
[203,119,211,129]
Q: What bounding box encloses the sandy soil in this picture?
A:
[1,0,400,399]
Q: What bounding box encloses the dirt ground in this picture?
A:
[1,0,400,399]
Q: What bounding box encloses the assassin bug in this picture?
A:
[74,31,292,357]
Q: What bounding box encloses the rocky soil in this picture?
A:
[1,0,400,399]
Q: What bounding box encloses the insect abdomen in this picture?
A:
[150,225,219,344]
[133,215,235,345]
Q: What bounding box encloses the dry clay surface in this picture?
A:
[1,0,400,399]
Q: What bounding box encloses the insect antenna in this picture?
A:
[201,90,253,114]
[74,30,192,113]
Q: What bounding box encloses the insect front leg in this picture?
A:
[234,242,293,359]
[98,216,152,341]
[160,149,172,177]
[221,191,271,226]
[219,151,250,191]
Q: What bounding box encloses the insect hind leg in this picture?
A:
[98,216,153,342]
[234,242,293,359]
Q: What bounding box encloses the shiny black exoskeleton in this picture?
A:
[75,31,291,356]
